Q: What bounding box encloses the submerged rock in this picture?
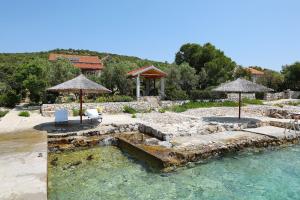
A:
[50,157,58,166]
[63,160,82,170]
[86,155,94,161]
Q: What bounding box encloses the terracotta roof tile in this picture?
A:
[248,68,264,75]
[49,53,103,70]
[127,65,167,78]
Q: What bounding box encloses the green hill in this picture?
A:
[0,48,173,71]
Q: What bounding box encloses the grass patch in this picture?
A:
[18,111,30,117]
[72,108,86,116]
[287,101,300,106]
[242,98,263,105]
[158,108,166,113]
[96,95,134,103]
[168,101,239,113]
[0,110,9,118]
[274,104,284,108]
[123,105,137,114]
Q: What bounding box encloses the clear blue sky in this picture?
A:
[1,0,299,71]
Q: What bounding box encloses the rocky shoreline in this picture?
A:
[48,105,300,171]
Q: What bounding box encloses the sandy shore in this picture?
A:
[0,109,52,134]
[0,131,47,200]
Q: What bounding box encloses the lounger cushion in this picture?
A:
[55,109,68,123]
[85,109,101,119]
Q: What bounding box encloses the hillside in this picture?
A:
[0,49,173,71]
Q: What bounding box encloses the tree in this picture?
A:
[233,66,251,80]
[257,70,284,91]
[100,61,133,95]
[175,43,237,88]
[178,63,198,95]
[281,62,300,90]
[47,58,80,86]
[13,58,52,103]
[164,63,198,99]
[203,56,236,86]
[0,88,20,108]
[23,74,46,103]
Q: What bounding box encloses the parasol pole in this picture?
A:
[80,89,83,124]
[238,92,241,119]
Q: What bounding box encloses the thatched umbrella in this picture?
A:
[213,78,273,119]
[47,74,111,123]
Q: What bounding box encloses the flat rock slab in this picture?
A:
[243,126,299,139]
[171,131,266,149]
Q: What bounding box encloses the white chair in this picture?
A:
[55,109,68,124]
[85,109,102,123]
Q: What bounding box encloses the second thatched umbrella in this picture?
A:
[47,74,111,123]
[213,78,273,119]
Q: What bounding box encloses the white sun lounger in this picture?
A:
[55,109,68,124]
[85,109,102,123]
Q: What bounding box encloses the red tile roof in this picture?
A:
[49,53,103,70]
[127,66,150,76]
[127,65,167,78]
[248,68,264,75]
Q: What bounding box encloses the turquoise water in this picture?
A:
[48,145,300,200]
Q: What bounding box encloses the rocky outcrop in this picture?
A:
[266,108,294,119]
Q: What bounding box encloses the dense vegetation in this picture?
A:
[0,44,299,107]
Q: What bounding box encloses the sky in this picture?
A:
[0,0,299,71]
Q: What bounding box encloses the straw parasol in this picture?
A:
[47,74,111,123]
[213,78,273,119]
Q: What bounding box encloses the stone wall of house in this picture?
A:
[264,90,300,101]
[227,93,255,101]
[41,100,187,117]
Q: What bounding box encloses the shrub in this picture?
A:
[72,108,86,116]
[165,89,188,100]
[255,92,265,100]
[123,106,137,114]
[0,90,21,108]
[43,92,59,103]
[158,108,166,113]
[131,114,136,118]
[288,101,300,106]
[190,90,226,101]
[18,111,30,117]
[169,105,188,113]
[96,95,134,103]
[0,110,9,118]
[242,98,263,105]
[274,104,284,108]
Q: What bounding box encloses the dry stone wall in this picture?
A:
[227,93,255,101]
[264,90,300,101]
[41,101,187,117]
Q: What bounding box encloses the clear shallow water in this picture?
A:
[48,145,300,200]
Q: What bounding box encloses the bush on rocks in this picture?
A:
[96,95,134,103]
[72,108,86,116]
[0,110,9,118]
[165,89,188,100]
[18,111,30,117]
[0,89,21,108]
[189,89,226,101]
[123,105,137,114]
